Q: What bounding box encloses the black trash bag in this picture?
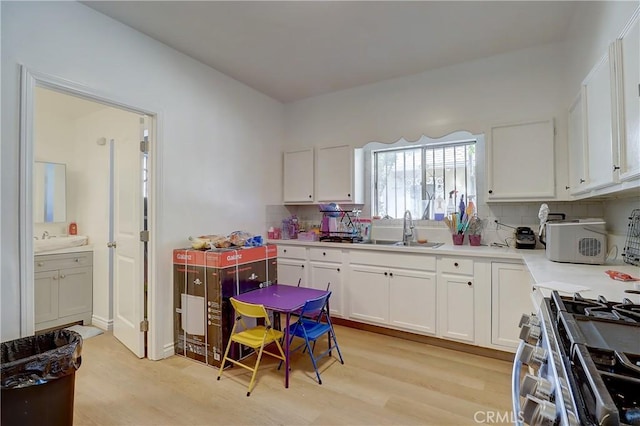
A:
[1,329,82,389]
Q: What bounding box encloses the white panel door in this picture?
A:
[283,148,314,203]
[438,274,474,343]
[487,119,555,200]
[583,47,618,191]
[568,91,589,195]
[309,261,343,317]
[491,263,533,350]
[389,268,437,335]
[113,133,145,358]
[616,11,640,181]
[349,264,389,324]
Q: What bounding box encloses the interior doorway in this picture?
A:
[20,70,156,358]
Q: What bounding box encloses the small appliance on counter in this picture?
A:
[515,227,536,249]
[545,219,607,265]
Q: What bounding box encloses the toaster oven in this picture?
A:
[545,219,607,264]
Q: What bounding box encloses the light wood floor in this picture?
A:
[73,326,514,425]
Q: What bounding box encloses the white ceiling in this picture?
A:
[83,1,585,103]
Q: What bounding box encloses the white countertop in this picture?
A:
[271,239,640,302]
[34,244,94,256]
[521,250,640,303]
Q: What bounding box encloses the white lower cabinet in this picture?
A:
[437,257,475,343]
[276,245,308,286]
[491,262,534,350]
[309,248,344,317]
[389,269,437,335]
[437,274,475,343]
[349,264,390,324]
[34,251,93,331]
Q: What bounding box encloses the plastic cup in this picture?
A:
[452,234,464,245]
[469,234,481,246]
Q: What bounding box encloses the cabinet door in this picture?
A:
[487,119,555,200]
[276,258,307,287]
[349,264,389,324]
[315,145,363,203]
[583,46,618,191]
[283,149,314,203]
[491,263,533,350]
[58,266,93,318]
[35,270,59,324]
[568,91,590,195]
[616,12,640,182]
[309,261,343,317]
[438,274,474,343]
[389,268,437,335]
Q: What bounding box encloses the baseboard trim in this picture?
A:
[163,342,175,359]
[332,317,514,362]
[91,315,113,331]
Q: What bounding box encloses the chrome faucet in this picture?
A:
[42,230,50,240]
[402,210,414,246]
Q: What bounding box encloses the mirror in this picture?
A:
[33,161,67,223]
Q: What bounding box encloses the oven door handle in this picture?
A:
[512,340,525,426]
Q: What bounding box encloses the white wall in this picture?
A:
[1,2,284,353]
[284,41,571,227]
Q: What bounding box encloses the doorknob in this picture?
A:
[107,241,117,248]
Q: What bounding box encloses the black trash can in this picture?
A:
[1,329,82,426]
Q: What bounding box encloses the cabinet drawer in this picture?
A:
[35,252,93,272]
[277,245,307,260]
[309,248,342,263]
[350,251,436,271]
[438,257,473,275]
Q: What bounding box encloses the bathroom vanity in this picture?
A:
[34,250,93,331]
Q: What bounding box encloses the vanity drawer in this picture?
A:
[35,252,93,271]
[438,257,473,275]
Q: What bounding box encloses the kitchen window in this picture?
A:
[373,140,477,219]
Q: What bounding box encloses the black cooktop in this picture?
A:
[548,292,640,426]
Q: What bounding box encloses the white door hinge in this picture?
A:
[140,230,149,242]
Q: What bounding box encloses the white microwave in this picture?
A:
[545,219,607,265]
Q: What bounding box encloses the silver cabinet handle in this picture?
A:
[37,262,44,267]
[60,274,65,279]
[52,276,58,280]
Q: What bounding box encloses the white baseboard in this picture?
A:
[163,342,175,359]
[91,315,113,331]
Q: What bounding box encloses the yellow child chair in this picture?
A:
[217,297,286,396]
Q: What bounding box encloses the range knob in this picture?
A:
[519,323,542,345]
[520,374,553,400]
[522,395,556,426]
[519,343,548,368]
[519,313,540,328]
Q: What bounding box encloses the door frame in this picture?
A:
[19,66,163,359]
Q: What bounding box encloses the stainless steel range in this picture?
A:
[513,291,640,426]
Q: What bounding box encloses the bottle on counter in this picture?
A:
[69,222,77,235]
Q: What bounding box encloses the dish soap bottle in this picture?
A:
[446,190,457,216]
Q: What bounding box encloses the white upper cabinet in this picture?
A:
[583,45,619,191]
[568,90,589,195]
[614,10,640,182]
[487,119,555,201]
[283,148,314,203]
[315,145,363,204]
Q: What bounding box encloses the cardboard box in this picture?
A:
[173,244,277,368]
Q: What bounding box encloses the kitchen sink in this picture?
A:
[358,240,443,249]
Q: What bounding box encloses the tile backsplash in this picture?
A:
[272,198,638,251]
